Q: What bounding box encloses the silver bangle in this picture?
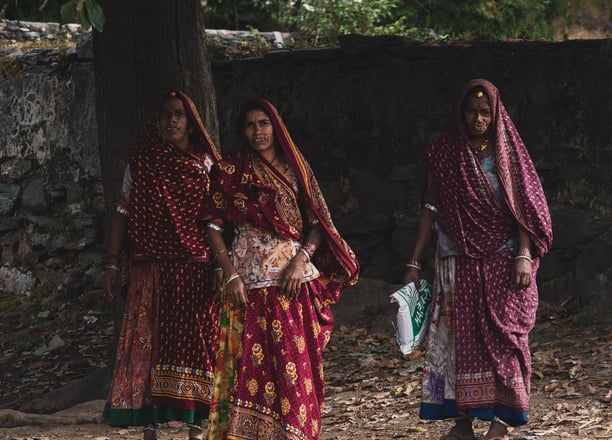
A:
[142,423,158,432]
[298,247,311,262]
[116,206,129,216]
[105,264,120,271]
[213,267,223,272]
[515,254,532,262]
[224,273,241,286]
[207,222,224,233]
[405,259,422,270]
[424,203,438,213]
[493,416,510,427]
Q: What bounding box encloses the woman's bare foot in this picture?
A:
[440,417,476,439]
[142,427,157,440]
[187,423,204,440]
[483,419,509,439]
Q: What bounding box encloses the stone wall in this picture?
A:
[1,34,611,322]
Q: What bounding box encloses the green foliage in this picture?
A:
[203,0,285,31]
[0,0,63,21]
[409,0,572,40]
[4,0,606,44]
[60,0,104,31]
[203,0,595,44]
[290,0,412,44]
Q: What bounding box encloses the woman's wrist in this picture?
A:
[297,247,310,263]
[223,272,241,288]
[405,259,422,271]
[515,254,532,262]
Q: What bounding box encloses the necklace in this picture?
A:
[477,138,489,152]
[270,155,278,166]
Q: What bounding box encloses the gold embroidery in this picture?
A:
[246,378,258,396]
[271,319,283,343]
[251,343,264,366]
[285,362,298,385]
[293,335,305,354]
[281,397,291,415]
[264,381,276,407]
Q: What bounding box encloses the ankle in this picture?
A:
[187,422,204,439]
[484,417,509,439]
[142,423,157,440]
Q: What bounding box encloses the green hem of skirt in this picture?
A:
[103,402,209,427]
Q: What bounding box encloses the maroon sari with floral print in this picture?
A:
[420,80,552,426]
[104,91,222,427]
[206,99,359,439]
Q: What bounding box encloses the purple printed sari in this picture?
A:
[420,79,552,426]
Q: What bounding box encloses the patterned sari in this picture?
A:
[419,79,552,427]
[206,99,359,439]
[103,91,222,427]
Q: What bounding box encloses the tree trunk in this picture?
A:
[93,0,219,217]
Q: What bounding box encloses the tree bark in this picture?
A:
[93,0,219,216]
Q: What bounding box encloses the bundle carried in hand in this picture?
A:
[390,279,432,355]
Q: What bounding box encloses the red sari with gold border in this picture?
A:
[103,91,222,427]
[206,99,359,439]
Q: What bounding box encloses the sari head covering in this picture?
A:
[127,90,221,261]
[211,98,359,300]
[427,79,552,257]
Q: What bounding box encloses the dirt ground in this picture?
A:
[0,289,610,440]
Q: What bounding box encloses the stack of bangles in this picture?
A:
[298,242,316,262]
[405,259,422,271]
[223,273,241,288]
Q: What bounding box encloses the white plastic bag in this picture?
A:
[390,279,432,355]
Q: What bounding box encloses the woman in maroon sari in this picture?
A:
[204,99,359,439]
[404,79,552,440]
[102,90,222,440]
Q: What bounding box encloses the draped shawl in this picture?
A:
[127,90,221,261]
[208,99,359,301]
[426,79,552,257]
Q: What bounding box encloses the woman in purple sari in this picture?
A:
[204,99,359,439]
[404,79,552,440]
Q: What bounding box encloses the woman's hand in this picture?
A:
[102,267,119,301]
[210,267,224,296]
[226,274,248,308]
[280,252,308,299]
[513,257,533,290]
[403,267,421,288]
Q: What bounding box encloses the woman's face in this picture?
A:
[243,109,275,155]
[462,93,492,139]
[158,97,191,150]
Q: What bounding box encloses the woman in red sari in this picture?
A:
[204,99,359,439]
[404,79,552,440]
[102,90,222,440]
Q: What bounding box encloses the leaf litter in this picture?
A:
[0,294,610,439]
